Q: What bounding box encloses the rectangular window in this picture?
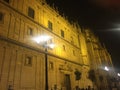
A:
[25,56,32,66]
[49,61,54,70]
[48,21,53,30]
[71,36,74,44]
[27,27,33,36]
[63,45,66,51]
[61,30,64,38]
[28,7,35,19]
[73,50,75,56]
[4,0,10,3]
[0,12,4,23]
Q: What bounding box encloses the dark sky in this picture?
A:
[46,0,120,73]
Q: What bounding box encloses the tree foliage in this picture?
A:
[88,69,96,82]
[74,70,81,80]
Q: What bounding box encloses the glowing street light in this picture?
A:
[104,66,109,71]
[118,73,120,77]
[33,35,51,44]
[48,43,55,49]
[33,35,55,90]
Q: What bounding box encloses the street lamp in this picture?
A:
[104,66,109,71]
[33,35,55,90]
[33,35,51,44]
[118,73,120,77]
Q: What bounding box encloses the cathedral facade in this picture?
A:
[0,0,114,90]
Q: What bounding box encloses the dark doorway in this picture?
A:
[65,74,71,90]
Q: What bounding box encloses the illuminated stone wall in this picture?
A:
[0,0,114,90]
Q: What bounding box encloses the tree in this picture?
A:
[88,69,96,82]
[74,70,81,80]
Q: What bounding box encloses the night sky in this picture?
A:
[46,0,120,73]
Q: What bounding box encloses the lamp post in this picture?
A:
[45,47,48,90]
[104,66,110,89]
[104,66,114,90]
[44,43,55,90]
[33,35,55,90]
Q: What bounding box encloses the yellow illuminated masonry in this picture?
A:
[0,0,115,90]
